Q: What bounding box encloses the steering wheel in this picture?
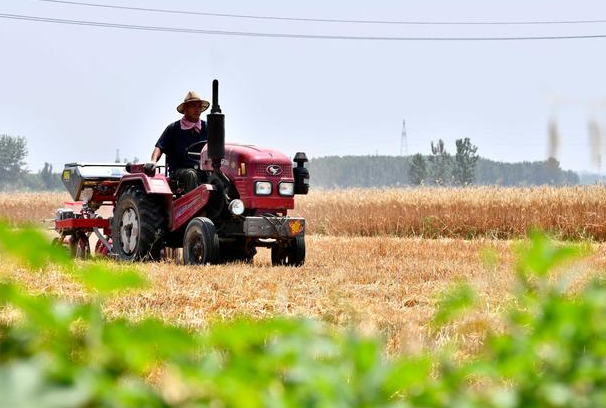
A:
[186,140,207,158]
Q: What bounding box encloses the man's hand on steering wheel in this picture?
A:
[143,162,157,173]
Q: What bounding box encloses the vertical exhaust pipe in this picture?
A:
[207,79,225,172]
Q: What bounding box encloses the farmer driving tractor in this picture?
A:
[146,91,210,193]
[56,79,310,265]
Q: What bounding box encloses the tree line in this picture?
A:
[408,138,480,186]
[0,134,139,192]
[0,134,63,191]
[0,134,584,191]
[309,138,579,188]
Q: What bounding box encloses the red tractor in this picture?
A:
[53,80,309,266]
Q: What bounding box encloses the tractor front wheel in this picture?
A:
[271,236,305,267]
[112,185,167,261]
[182,217,219,265]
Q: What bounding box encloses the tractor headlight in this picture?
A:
[228,199,245,215]
[278,182,294,196]
[255,181,272,195]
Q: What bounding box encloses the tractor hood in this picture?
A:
[200,142,296,212]
[201,143,293,179]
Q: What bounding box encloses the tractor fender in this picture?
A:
[114,173,173,199]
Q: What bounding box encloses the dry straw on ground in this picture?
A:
[3,235,606,356]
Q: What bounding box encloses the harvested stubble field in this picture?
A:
[3,235,606,356]
[1,187,606,355]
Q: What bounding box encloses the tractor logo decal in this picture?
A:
[266,165,282,176]
[289,220,303,235]
[176,199,198,218]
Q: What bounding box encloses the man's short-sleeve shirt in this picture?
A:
[155,120,207,173]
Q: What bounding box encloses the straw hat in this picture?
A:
[176,91,210,114]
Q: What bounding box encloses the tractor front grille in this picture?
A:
[253,163,293,178]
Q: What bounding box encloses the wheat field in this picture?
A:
[0,192,69,226]
[1,187,606,240]
[295,186,606,240]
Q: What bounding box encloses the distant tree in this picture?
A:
[39,162,54,189]
[409,154,427,185]
[0,134,28,190]
[542,157,563,185]
[35,162,63,190]
[428,139,452,186]
[453,138,479,185]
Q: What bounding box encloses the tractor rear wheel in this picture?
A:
[182,217,219,265]
[271,236,305,267]
[112,185,167,261]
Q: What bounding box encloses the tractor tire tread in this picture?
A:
[112,185,167,261]
[183,217,219,265]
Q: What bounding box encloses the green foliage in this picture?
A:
[1,224,606,407]
[75,263,147,295]
[429,139,452,186]
[453,138,479,186]
[515,231,583,278]
[408,153,427,186]
[0,135,65,191]
[308,155,412,188]
[0,134,28,190]
[307,155,579,188]
[432,281,477,329]
[0,223,71,269]
[37,162,64,191]
[475,157,579,186]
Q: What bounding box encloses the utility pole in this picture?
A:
[400,119,408,156]
[115,149,120,163]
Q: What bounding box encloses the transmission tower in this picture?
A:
[400,119,408,156]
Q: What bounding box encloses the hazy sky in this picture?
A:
[2,0,606,173]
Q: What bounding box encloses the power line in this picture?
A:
[3,13,606,41]
[34,0,606,26]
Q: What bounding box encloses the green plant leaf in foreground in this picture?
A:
[0,223,70,269]
[73,262,147,294]
[3,223,606,407]
[515,230,583,278]
[431,281,477,329]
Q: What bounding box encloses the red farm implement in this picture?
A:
[53,80,310,266]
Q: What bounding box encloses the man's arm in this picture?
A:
[146,124,171,171]
[151,147,162,163]
[149,123,173,166]
[144,147,162,172]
